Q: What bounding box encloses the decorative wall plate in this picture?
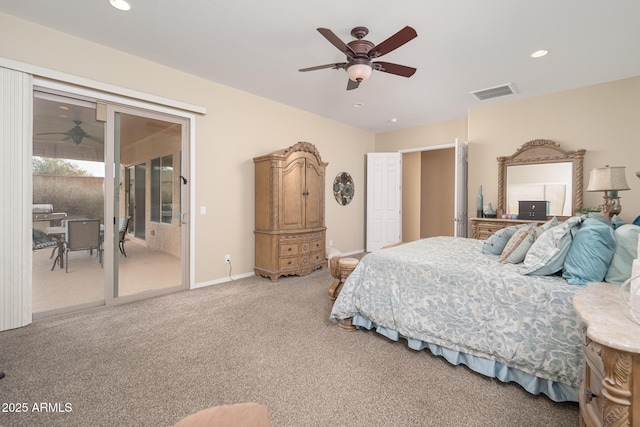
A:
[333,172,354,205]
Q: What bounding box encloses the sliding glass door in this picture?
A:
[106,107,189,302]
[32,92,106,313]
[32,89,190,315]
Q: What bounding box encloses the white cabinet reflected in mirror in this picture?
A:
[506,162,573,216]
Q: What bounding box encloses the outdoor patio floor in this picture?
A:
[32,240,181,313]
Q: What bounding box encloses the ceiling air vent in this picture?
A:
[471,83,517,101]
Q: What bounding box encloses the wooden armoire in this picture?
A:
[253,142,328,281]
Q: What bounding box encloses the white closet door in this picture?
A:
[0,67,33,331]
[366,152,402,252]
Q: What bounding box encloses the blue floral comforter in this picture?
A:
[330,236,584,392]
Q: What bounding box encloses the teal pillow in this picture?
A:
[523,217,581,276]
[562,217,616,285]
[482,224,528,255]
[605,224,640,284]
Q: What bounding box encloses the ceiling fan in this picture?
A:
[299,25,418,90]
[37,120,102,145]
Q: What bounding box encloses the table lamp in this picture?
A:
[586,165,630,218]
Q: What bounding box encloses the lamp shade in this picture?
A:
[346,63,373,82]
[586,166,630,192]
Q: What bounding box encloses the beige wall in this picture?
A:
[1,13,374,285]
[468,77,640,225]
[377,77,640,233]
[375,117,468,152]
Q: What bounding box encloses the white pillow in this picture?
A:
[523,217,582,275]
[605,224,640,284]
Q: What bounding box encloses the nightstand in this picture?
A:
[573,282,640,427]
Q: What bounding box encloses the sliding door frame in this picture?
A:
[104,104,191,306]
[0,57,203,328]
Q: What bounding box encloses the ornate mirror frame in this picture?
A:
[497,139,586,219]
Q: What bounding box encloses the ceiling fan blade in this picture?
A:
[36,132,69,136]
[299,63,346,72]
[85,135,104,142]
[368,26,418,58]
[374,61,417,78]
[346,79,360,91]
[317,28,356,57]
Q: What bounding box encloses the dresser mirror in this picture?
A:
[497,140,586,219]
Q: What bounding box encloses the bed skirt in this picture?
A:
[351,314,579,403]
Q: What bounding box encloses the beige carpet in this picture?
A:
[0,268,579,426]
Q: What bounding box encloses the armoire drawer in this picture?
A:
[280,243,299,256]
[280,256,299,270]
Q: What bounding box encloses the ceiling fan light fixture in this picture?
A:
[347,62,373,82]
[109,0,131,11]
[531,49,548,58]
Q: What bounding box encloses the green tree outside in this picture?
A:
[32,157,92,176]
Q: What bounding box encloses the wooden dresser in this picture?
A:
[469,217,546,239]
[253,142,328,281]
[573,282,640,427]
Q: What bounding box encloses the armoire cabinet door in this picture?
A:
[305,160,325,228]
[281,157,306,230]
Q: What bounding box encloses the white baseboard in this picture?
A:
[192,271,256,289]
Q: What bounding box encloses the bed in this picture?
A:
[329,236,584,402]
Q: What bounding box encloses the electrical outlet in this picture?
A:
[225,254,231,264]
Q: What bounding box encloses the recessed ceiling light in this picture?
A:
[58,105,69,111]
[353,103,363,108]
[531,50,548,58]
[109,0,131,11]
[389,118,398,123]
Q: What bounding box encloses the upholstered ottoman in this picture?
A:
[173,402,271,427]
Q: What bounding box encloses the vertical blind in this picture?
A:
[0,67,33,331]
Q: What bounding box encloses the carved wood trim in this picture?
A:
[601,347,632,426]
[282,141,328,167]
[269,159,279,230]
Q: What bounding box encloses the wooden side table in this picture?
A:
[573,282,640,427]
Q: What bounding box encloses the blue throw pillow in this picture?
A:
[562,217,616,285]
[481,224,528,255]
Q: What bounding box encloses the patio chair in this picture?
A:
[32,228,61,270]
[118,216,131,257]
[64,219,102,273]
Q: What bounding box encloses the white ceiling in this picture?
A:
[2,0,640,133]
